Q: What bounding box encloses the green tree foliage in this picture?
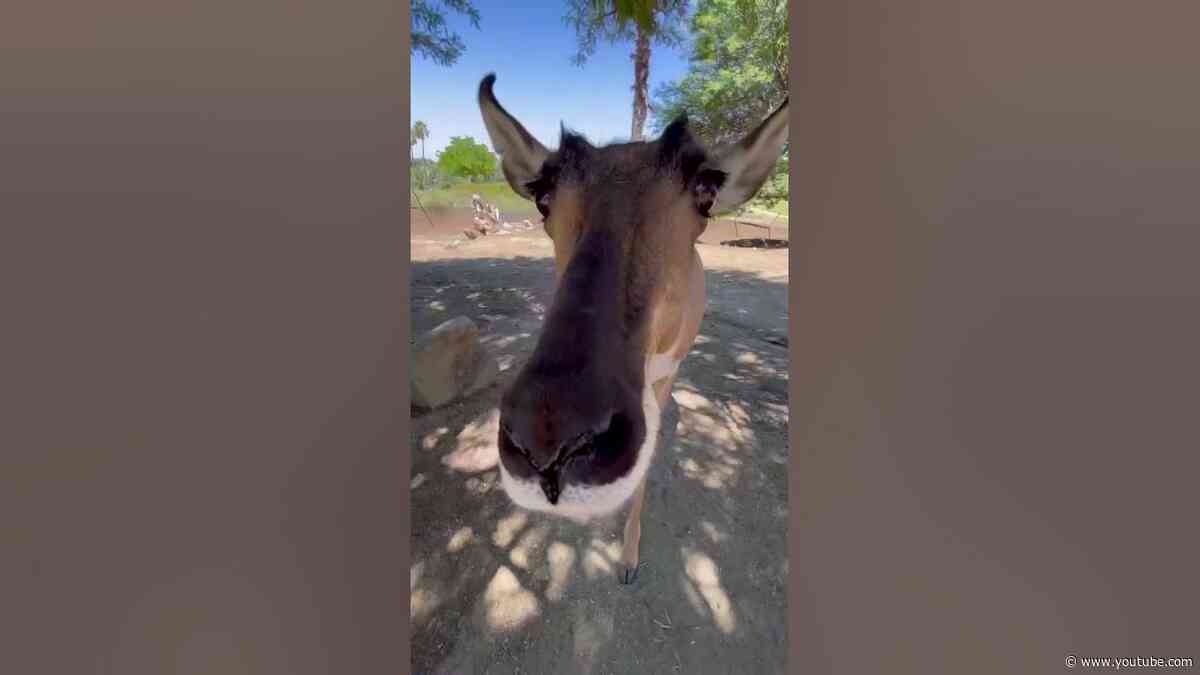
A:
[412,0,481,66]
[436,136,496,182]
[564,0,687,62]
[653,0,789,209]
[652,0,788,146]
[411,158,449,192]
[564,0,688,141]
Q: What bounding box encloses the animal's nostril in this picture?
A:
[499,418,559,474]
[499,396,641,499]
[591,413,615,436]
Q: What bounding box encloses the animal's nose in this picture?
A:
[497,377,623,504]
[498,394,614,472]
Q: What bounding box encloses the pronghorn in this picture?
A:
[478,74,788,584]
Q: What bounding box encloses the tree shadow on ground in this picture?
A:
[410,252,789,675]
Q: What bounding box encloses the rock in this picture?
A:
[411,316,500,410]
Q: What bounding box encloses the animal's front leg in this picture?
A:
[619,475,648,584]
[619,374,676,585]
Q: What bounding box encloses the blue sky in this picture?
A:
[411,0,692,158]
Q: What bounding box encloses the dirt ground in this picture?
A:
[410,207,789,674]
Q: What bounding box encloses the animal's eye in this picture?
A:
[693,168,727,217]
[525,172,556,219]
[535,190,552,218]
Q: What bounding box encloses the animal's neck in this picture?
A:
[649,247,702,355]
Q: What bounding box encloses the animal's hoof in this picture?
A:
[619,565,639,585]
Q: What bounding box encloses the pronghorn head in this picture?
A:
[478,73,788,520]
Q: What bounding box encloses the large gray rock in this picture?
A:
[411,316,499,410]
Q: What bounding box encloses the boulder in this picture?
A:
[411,316,500,410]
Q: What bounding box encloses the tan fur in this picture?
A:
[544,186,584,279]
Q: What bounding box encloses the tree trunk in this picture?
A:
[630,26,651,142]
[420,139,426,189]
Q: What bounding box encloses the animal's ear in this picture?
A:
[478,74,550,200]
[710,98,789,213]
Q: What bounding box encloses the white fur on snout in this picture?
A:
[496,352,679,522]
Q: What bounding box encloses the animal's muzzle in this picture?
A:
[498,397,642,503]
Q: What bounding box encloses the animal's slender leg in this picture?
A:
[620,475,648,584]
[619,374,677,585]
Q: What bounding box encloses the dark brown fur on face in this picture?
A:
[497,124,722,503]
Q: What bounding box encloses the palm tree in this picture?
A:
[412,121,430,188]
[413,121,430,162]
[565,0,687,142]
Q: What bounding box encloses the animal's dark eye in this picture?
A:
[535,190,552,218]
[693,168,727,217]
[525,171,556,219]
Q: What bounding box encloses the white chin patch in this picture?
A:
[496,382,663,524]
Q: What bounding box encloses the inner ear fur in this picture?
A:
[710,98,789,214]
[477,74,550,200]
